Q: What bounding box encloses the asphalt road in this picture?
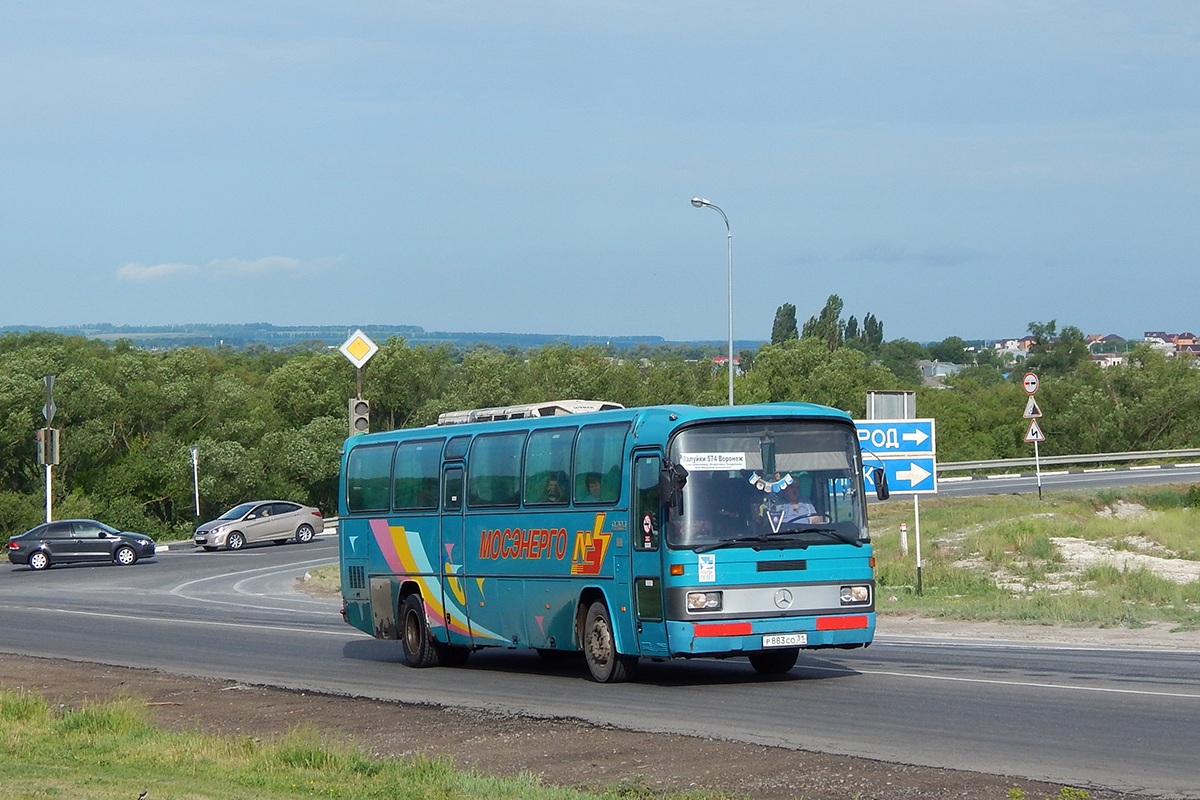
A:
[2,535,1198,798]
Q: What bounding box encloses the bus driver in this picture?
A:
[773,476,827,525]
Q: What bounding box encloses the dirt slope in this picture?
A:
[0,640,1173,800]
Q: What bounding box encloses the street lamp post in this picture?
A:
[190,446,200,517]
[691,197,734,405]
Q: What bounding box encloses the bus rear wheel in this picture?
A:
[748,647,799,675]
[400,594,443,668]
[582,600,637,683]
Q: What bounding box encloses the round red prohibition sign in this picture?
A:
[642,514,653,534]
[1023,372,1039,394]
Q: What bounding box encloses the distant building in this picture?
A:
[1143,331,1198,356]
[1091,353,1126,368]
[711,355,742,375]
[1086,334,1128,353]
[917,359,966,388]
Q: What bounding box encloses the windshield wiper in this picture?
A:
[692,526,864,553]
[771,526,863,547]
[693,533,781,554]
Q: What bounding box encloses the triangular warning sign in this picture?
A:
[1023,396,1042,419]
[1025,419,1046,443]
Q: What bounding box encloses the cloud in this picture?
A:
[116,256,341,282]
[116,262,200,282]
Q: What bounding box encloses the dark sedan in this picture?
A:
[6,519,156,571]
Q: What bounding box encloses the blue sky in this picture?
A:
[3,2,1197,344]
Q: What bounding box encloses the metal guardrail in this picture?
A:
[938,448,1200,473]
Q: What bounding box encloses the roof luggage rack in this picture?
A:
[436,399,623,425]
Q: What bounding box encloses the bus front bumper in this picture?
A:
[670,612,874,656]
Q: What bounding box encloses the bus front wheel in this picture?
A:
[582,600,637,683]
[400,594,443,668]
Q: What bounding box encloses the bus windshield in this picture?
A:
[667,420,866,550]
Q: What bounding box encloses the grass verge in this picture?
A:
[0,690,735,800]
[870,484,1200,630]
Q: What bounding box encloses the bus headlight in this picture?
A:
[686,591,723,612]
[840,585,871,605]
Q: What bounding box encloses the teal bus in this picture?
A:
[338,400,887,682]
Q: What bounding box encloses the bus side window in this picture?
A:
[633,454,661,551]
[443,467,463,510]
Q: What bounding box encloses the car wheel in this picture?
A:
[226,532,246,551]
[295,524,315,544]
[582,600,638,683]
[114,545,138,566]
[28,551,51,571]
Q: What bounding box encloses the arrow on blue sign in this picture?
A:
[855,419,936,456]
[863,456,938,494]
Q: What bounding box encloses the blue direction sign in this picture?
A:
[863,455,937,495]
[854,418,936,456]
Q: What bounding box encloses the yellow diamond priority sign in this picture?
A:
[339,329,378,369]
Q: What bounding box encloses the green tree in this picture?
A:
[862,313,884,350]
[801,295,844,351]
[928,336,969,364]
[357,340,456,430]
[770,303,799,344]
[1024,321,1091,377]
[742,337,897,414]
[875,339,927,386]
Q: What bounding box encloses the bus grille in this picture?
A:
[757,560,807,572]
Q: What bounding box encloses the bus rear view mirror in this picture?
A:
[874,467,889,500]
[658,461,688,508]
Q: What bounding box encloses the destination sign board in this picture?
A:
[862,455,938,495]
[854,418,936,456]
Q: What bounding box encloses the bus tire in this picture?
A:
[400,594,443,668]
[582,600,637,683]
[748,647,799,675]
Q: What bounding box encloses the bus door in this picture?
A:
[630,451,669,657]
[440,464,473,648]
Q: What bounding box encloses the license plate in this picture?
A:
[763,633,807,648]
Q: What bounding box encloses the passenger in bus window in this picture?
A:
[584,472,602,501]
[543,474,565,503]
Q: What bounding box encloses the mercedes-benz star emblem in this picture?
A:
[774,589,794,609]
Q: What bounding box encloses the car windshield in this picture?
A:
[220,502,258,520]
[666,420,868,551]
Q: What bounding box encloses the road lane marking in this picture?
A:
[5,605,364,638]
[801,664,1200,700]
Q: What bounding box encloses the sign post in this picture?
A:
[855,417,937,594]
[339,330,378,435]
[41,375,57,522]
[1023,372,1044,499]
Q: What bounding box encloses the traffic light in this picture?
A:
[349,397,369,436]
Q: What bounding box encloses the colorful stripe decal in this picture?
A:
[367,518,497,640]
